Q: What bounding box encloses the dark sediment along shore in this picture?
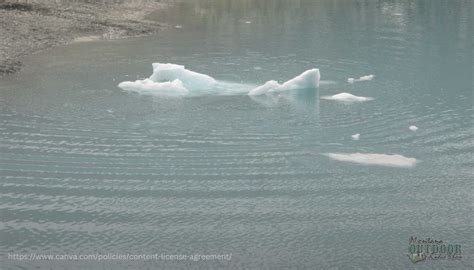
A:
[0,0,169,77]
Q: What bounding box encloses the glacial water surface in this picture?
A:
[1,0,473,269]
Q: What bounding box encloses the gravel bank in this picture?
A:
[0,0,169,76]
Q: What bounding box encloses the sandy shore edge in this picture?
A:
[0,0,170,77]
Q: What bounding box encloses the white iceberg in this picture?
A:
[351,133,360,140]
[148,63,216,90]
[320,92,373,102]
[119,63,320,97]
[347,74,375,83]
[118,63,216,96]
[248,69,320,96]
[118,78,189,96]
[324,153,417,168]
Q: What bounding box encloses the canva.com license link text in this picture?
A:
[7,253,232,262]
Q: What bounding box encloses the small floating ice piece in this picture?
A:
[324,153,417,168]
[175,25,183,29]
[351,133,360,140]
[359,74,375,81]
[409,125,418,131]
[348,74,375,83]
[245,21,252,24]
[319,80,337,85]
[248,69,320,96]
[320,92,373,102]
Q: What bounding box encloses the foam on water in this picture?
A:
[324,153,418,168]
[119,63,320,97]
[320,92,374,102]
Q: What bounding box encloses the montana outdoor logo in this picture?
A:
[408,236,462,264]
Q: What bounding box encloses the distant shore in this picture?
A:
[0,0,169,77]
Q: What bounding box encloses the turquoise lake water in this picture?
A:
[1,0,473,269]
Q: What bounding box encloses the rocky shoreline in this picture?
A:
[0,0,169,77]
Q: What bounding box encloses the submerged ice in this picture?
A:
[347,74,375,83]
[320,92,374,102]
[118,63,320,97]
[324,153,417,168]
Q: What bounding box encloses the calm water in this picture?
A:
[1,0,473,269]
